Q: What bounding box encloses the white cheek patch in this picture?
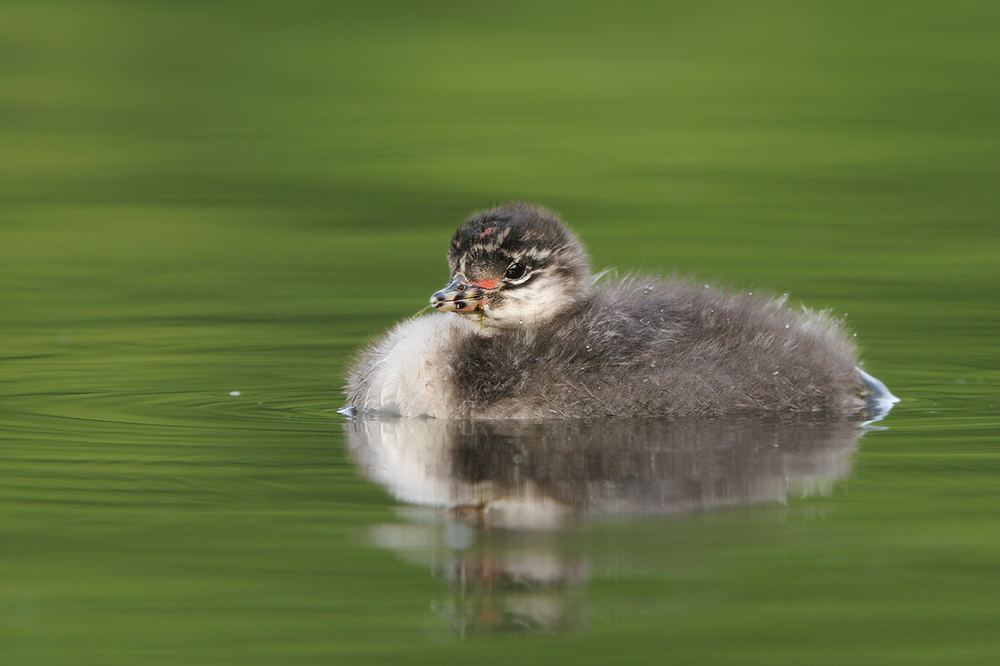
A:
[487,272,577,326]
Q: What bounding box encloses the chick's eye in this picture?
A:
[505,263,527,280]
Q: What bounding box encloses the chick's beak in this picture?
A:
[430,277,499,313]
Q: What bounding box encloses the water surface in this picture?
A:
[2,1,999,664]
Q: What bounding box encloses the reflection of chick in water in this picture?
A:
[354,416,874,636]
[436,536,588,636]
[368,510,589,636]
[448,417,865,516]
[370,514,589,636]
[346,416,867,527]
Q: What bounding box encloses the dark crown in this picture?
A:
[448,203,589,283]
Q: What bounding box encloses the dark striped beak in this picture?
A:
[430,277,499,313]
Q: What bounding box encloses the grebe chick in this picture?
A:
[343,203,896,419]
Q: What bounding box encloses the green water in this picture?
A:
[2,1,998,663]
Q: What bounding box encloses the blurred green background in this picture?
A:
[2,1,998,664]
